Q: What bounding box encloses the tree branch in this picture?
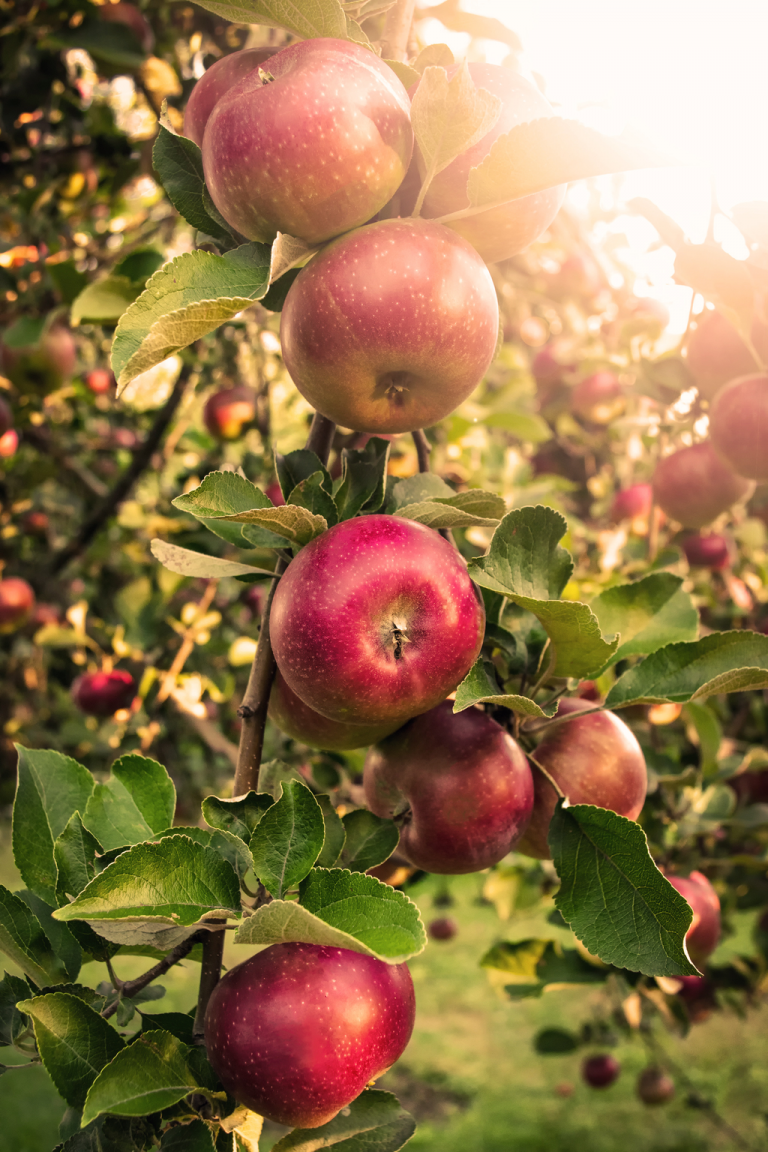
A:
[47,368,190,576]
[101,930,203,1019]
[380,0,416,61]
[23,425,108,498]
[193,926,227,1042]
[412,428,431,473]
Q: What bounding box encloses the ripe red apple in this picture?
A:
[364,701,533,874]
[72,670,136,716]
[0,577,35,632]
[84,368,115,395]
[265,481,285,507]
[570,371,624,424]
[270,515,485,726]
[610,483,653,523]
[98,2,154,53]
[22,511,49,535]
[203,39,413,244]
[1,322,76,393]
[637,1067,675,1105]
[709,373,768,481]
[184,47,276,148]
[0,427,17,457]
[0,397,11,436]
[405,64,565,264]
[666,871,721,965]
[269,669,400,751]
[686,310,768,401]
[532,344,576,387]
[652,441,754,529]
[280,218,499,434]
[204,942,415,1128]
[516,699,647,860]
[582,1054,620,1089]
[428,917,458,941]
[203,387,257,440]
[682,533,730,569]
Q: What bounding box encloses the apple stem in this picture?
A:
[380,0,416,61]
[412,428,431,473]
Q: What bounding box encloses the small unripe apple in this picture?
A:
[203,38,413,245]
[280,218,499,435]
[203,387,258,440]
[0,396,12,436]
[686,310,768,400]
[666,871,720,965]
[204,942,416,1128]
[364,701,533,874]
[637,1067,675,1105]
[516,699,647,860]
[184,47,275,147]
[98,2,154,53]
[582,1054,620,1089]
[570,371,624,424]
[610,483,653,523]
[652,442,754,529]
[271,515,485,727]
[72,670,135,716]
[269,669,401,751]
[428,917,458,941]
[682,533,730,569]
[0,577,35,632]
[709,374,768,481]
[84,368,115,395]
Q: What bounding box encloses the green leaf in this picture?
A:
[288,470,339,527]
[276,449,333,502]
[388,473,455,510]
[340,810,399,873]
[219,503,328,547]
[480,939,605,997]
[152,124,234,247]
[150,540,276,580]
[234,868,426,963]
[683,702,722,776]
[250,781,325,898]
[394,489,504,529]
[202,792,274,842]
[550,802,699,977]
[464,118,669,214]
[411,63,501,212]
[468,508,617,678]
[384,58,421,88]
[484,408,552,442]
[48,261,88,305]
[316,795,346,869]
[12,747,94,904]
[82,1031,201,1126]
[335,438,391,520]
[17,891,81,983]
[81,755,175,852]
[44,20,145,71]
[412,42,455,72]
[453,659,556,718]
[71,276,140,325]
[590,573,698,666]
[0,971,33,1048]
[111,244,271,391]
[0,885,67,986]
[192,0,349,41]
[172,469,279,548]
[606,631,768,708]
[160,1119,216,1152]
[154,828,254,884]
[52,836,242,932]
[534,1027,582,1054]
[271,1089,416,1152]
[17,993,124,1108]
[114,249,166,286]
[54,814,101,901]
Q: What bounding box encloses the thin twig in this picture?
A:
[23,425,108,498]
[101,931,203,1020]
[47,368,189,575]
[412,428,431,473]
[157,580,219,704]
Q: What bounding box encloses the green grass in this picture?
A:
[1,833,765,1152]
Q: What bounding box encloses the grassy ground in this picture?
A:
[1,832,765,1152]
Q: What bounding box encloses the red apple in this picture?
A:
[532,344,576,387]
[729,768,768,806]
[364,701,533,874]
[72,670,136,716]
[184,47,276,148]
[428,917,458,941]
[667,871,721,965]
[265,480,285,507]
[637,1067,675,1105]
[0,427,17,457]
[204,942,415,1128]
[1,322,76,393]
[682,533,730,569]
[0,397,11,436]
[98,2,154,53]
[268,669,401,751]
[652,441,754,529]
[516,699,647,860]
[32,603,61,628]
[0,577,35,632]
[241,584,265,618]
[709,373,768,481]
[203,38,413,244]
[686,310,768,401]
[570,371,624,424]
[270,515,485,727]
[203,386,258,440]
[582,1054,620,1089]
[610,483,653,523]
[280,218,499,434]
[406,64,565,264]
[22,511,49,535]
[84,368,115,395]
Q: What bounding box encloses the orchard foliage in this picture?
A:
[1,0,768,1149]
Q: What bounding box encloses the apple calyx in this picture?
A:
[388,618,411,660]
[259,68,275,85]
